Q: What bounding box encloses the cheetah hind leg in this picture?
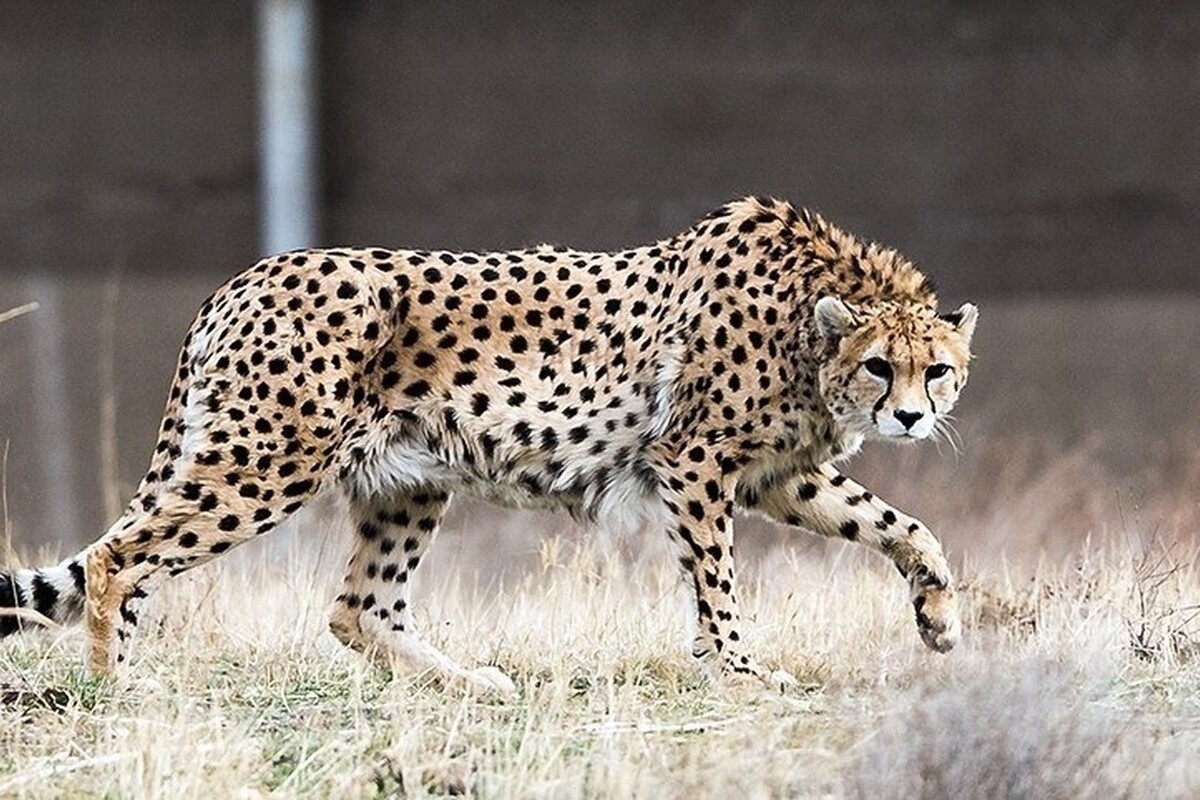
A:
[328,489,515,695]
[84,477,317,677]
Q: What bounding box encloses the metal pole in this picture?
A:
[257,0,318,552]
[257,0,318,255]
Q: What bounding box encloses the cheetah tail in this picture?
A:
[0,556,86,637]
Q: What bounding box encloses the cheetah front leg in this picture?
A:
[739,463,960,653]
[328,488,515,694]
[658,457,796,690]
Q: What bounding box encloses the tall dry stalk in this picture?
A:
[1,303,35,569]
[2,440,12,570]
[0,302,39,327]
[98,277,122,522]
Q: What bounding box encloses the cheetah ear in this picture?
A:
[815,296,856,341]
[942,303,978,346]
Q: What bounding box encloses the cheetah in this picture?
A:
[1,197,977,692]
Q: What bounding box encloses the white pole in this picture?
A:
[257,0,318,255]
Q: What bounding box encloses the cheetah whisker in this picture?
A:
[933,416,963,457]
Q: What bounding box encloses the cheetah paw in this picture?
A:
[914,588,961,653]
[464,665,517,695]
[711,661,797,693]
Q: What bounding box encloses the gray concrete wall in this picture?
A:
[1,2,1198,547]
[2,2,1198,297]
[0,1,259,277]
[321,2,1200,299]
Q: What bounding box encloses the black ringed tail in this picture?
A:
[0,556,87,637]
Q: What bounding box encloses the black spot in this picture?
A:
[840,520,860,540]
[283,479,314,497]
[404,380,432,398]
[512,421,533,445]
[30,574,58,618]
[68,560,85,593]
[0,575,22,635]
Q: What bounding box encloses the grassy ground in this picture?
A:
[2,520,1198,798]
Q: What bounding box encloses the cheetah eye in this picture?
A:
[925,363,952,381]
[862,357,892,379]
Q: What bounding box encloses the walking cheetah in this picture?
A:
[1,197,977,691]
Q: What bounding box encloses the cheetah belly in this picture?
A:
[343,427,664,532]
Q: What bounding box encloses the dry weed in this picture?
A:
[1,526,1198,798]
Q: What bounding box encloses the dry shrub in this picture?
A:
[960,577,1041,637]
[1126,542,1200,665]
[845,662,1188,800]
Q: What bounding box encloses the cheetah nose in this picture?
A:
[893,409,924,430]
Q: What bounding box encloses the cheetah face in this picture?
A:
[815,296,977,443]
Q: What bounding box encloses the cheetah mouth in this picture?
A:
[877,429,927,443]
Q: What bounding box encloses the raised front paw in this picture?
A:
[913,587,961,653]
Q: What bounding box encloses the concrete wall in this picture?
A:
[1,1,1198,547]
[2,1,1198,297]
[0,2,259,277]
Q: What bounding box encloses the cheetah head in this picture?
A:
[815,297,977,443]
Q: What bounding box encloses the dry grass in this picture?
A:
[3,294,1199,796]
[2,515,1199,798]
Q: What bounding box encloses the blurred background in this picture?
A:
[1,1,1197,565]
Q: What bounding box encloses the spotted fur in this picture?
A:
[0,197,976,690]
